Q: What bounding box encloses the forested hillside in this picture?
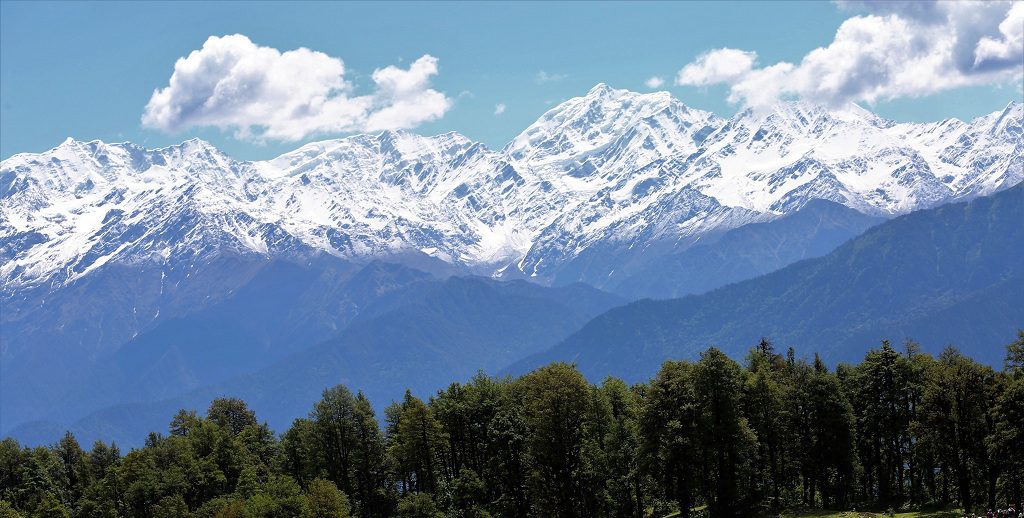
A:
[3,334,1022,518]
[514,182,1024,380]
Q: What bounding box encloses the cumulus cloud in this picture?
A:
[535,70,568,84]
[645,76,665,89]
[677,49,757,86]
[676,1,1024,109]
[975,2,1024,69]
[493,103,507,116]
[142,34,452,141]
[361,55,451,132]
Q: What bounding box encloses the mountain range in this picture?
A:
[4,85,1020,293]
[2,84,1021,443]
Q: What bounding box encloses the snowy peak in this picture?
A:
[506,83,717,158]
[586,82,614,96]
[725,100,890,144]
[504,84,721,186]
[262,129,500,202]
[3,136,241,192]
[977,101,1023,137]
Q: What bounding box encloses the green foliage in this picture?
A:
[280,419,317,487]
[171,409,202,437]
[517,362,593,516]
[302,478,350,518]
[989,374,1024,513]
[153,494,191,518]
[2,337,1021,517]
[919,348,995,512]
[1005,329,1024,376]
[596,377,647,518]
[0,500,21,518]
[244,475,306,518]
[641,360,700,517]
[450,467,484,512]
[385,391,445,496]
[29,494,67,518]
[207,398,258,436]
[395,493,442,518]
[693,348,758,517]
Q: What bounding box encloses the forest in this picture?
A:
[2,333,1023,518]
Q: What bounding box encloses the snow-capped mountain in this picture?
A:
[2,84,1021,294]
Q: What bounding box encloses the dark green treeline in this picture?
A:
[3,333,1023,518]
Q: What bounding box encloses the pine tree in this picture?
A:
[1005,330,1024,375]
[598,377,646,518]
[386,391,445,496]
[518,363,592,517]
[920,347,995,513]
[281,418,319,487]
[2,336,1020,518]
[989,375,1024,511]
[206,398,257,436]
[640,360,699,518]
[848,341,915,507]
[53,432,89,512]
[804,362,856,509]
[351,392,389,518]
[742,343,787,512]
[312,385,360,498]
[486,380,529,517]
[693,348,757,518]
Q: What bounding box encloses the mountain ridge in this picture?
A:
[3,86,1020,295]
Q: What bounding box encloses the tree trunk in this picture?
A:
[634,473,644,518]
[958,463,973,514]
[770,444,779,511]
[1013,474,1021,513]
[988,465,998,511]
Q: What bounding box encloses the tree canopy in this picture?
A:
[2,334,1022,517]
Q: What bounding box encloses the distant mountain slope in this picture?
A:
[0,257,427,433]
[7,275,623,446]
[510,182,1024,381]
[615,199,884,298]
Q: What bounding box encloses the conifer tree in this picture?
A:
[693,348,757,518]
[518,363,592,517]
[312,385,360,498]
[640,360,699,517]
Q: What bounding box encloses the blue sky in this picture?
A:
[2,1,1021,160]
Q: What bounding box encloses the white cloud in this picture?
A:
[493,103,506,116]
[361,55,451,132]
[535,70,568,84]
[675,2,1024,109]
[676,49,757,87]
[975,2,1024,68]
[142,34,452,141]
[645,76,665,89]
